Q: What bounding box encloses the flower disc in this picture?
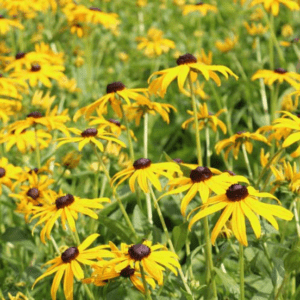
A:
[16,52,25,59]
[120,266,135,277]
[133,158,151,170]
[27,111,43,118]
[176,53,197,65]
[61,247,79,263]
[128,244,151,261]
[31,64,41,72]
[106,82,126,94]
[27,188,40,200]
[109,119,121,127]
[190,166,212,183]
[0,167,6,178]
[226,184,249,201]
[81,128,98,137]
[55,194,75,209]
[274,68,287,74]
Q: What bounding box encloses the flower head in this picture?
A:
[189,184,294,246]
[250,0,299,16]
[148,53,238,98]
[215,35,238,53]
[182,2,218,16]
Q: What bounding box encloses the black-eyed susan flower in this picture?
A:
[0,15,24,35]
[215,131,269,160]
[251,68,300,88]
[3,292,28,300]
[0,157,22,195]
[84,254,155,293]
[215,35,238,53]
[11,63,65,88]
[281,24,294,37]
[182,2,218,16]
[32,234,114,300]
[250,0,299,16]
[57,127,126,152]
[34,42,65,66]
[160,166,248,215]
[273,111,300,157]
[0,74,27,100]
[0,129,52,154]
[124,97,177,126]
[73,81,150,120]
[31,90,56,110]
[101,240,180,285]
[188,184,294,246]
[182,103,227,133]
[30,192,110,243]
[136,27,175,58]
[244,22,269,36]
[0,99,22,123]
[111,158,181,193]
[148,53,238,98]
[85,7,120,29]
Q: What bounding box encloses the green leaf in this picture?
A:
[97,216,135,244]
[172,222,189,252]
[0,227,31,242]
[284,249,300,273]
[214,267,239,296]
[132,205,152,236]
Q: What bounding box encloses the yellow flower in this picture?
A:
[84,262,155,294]
[30,192,110,243]
[244,22,268,35]
[118,52,129,62]
[215,131,269,160]
[61,151,82,169]
[0,128,52,153]
[124,98,177,126]
[0,157,22,195]
[160,166,248,215]
[32,234,114,300]
[136,27,175,57]
[196,49,213,65]
[260,148,270,167]
[31,90,56,110]
[250,0,299,16]
[250,7,264,20]
[148,53,238,98]
[100,240,180,285]
[11,63,65,88]
[136,0,148,7]
[182,2,218,16]
[0,15,24,35]
[0,74,27,100]
[215,35,238,53]
[74,82,149,120]
[85,7,120,29]
[281,24,293,37]
[58,76,81,93]
[273,111,300,157]
[0,99,22,123]
[70,22,86,38]
[189,184,294,246]
[57,127,126,152]
[281,92,298,112]
[4,292,28,300]
[34,42,65,66]
[251,68,300,88]
[111,158,181,193]
[182,103,227,133]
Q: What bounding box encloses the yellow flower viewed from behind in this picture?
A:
[136,27,175,57]
[244,22,268,35]
[148,53,238,98]
[182,2,218,16]
[188,184,294,246]
[250,0,299,16]
[215,35,238,53]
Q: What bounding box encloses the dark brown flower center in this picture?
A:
[106,81,126,94]
[177,53,197,65]
[224,170,235,176]
[81,128,98,137]
[109,119,121,127]
[89,7,102,12]
[128,244,151,261]
[173,158,183,163]
[120,266,135,277]
[31,64,41,72]
[0,167,6,178]
[274,68,287,74]
[0,15,4,19]
[55,194,75,209]
[133,158,151,170]
[196,2,204,5]
[28,168,39,174]
[27,188,40,200]
[226,184,249,201]
[15,52,25,59]
[61,247,79,263]
[27,111,43,118]
[236,131,246,135]
[190,166,212,183]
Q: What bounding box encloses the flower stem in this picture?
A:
[93,145,138,242]
[140,264,152,300]
[188,72,202,165]
[241,144,253,181]
[270,82,280,122]
[239,243,245,300]
[255,37,270,125]
[50,235,61,256]
[120,104,135,161]
[293,200,300,237]
[268,13,274,70]
[34,127,41,169]
[205,125,211,167]
[148,184,194,299]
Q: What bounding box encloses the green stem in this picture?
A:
[34,127,41,168]
[92,145,101,198]
[120,104,135,161]
[83,284,96,300]
[140,264,152,300]
[275,273,289,300]
[205,125,211,167]
[50,236,61,256]
[93,145,138,242]
[148,185,194,299]
[293,200,300,237]
[239,243,245,300]
[188,72,203,165]
[241,144,253,181]
[255,37,270,125]
[270,83,280,122]
[268,13,274,70]
[53,167,67,190]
